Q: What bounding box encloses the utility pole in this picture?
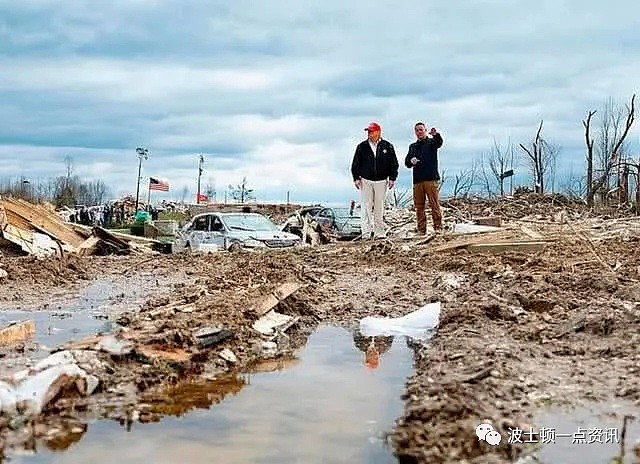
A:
[134,147,149,212]
[196,154,205,204]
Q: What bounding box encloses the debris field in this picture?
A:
[1,193,640,463]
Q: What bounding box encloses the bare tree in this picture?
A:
[584,94,636,206]
[480,139,515,197]
[86,180,110,205]
[519,121,558,194]
[180,186,189,204]
[387,186,412,208]
[451,161,478,198]
[205,177,216,203]
[229,177,256,203]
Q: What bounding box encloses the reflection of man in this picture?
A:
[365,342,380,369]
[352,328,394,369]
[351,122,399,239]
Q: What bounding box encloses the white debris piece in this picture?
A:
[253,310,298,336]
[219,348,238,364]
[0,350,100,417]
[453,223,502,234]
[96,335,134,356]
[359,302,441,340]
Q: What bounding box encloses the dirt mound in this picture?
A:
[0,255,91,287]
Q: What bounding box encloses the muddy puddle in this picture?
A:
[0,273,179,373]
[8,325,415,464]
[514,401,640,464]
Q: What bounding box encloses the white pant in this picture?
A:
[360,178,387,237]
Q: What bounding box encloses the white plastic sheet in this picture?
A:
[359,302,440,340]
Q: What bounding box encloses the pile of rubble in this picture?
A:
[0,196,169,257]
[0,252,324,453]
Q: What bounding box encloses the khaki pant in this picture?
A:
[413,180,442,234]
[360,178,388,237]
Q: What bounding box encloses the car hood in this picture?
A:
[229,230,300,241]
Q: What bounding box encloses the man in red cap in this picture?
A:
[350,122,399,239]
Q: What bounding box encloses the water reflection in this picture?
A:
[8,325,415,464]
[352,328,394,369]
[141,376,246,418]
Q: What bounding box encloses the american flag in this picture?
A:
[149,177,169,191]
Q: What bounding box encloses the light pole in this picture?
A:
[196,154,205,204]
[135,147,149,212]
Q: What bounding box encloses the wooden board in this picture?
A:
[0,320,35,346]
[1,198,85,247]
[466,241,547,253]
[250,282,303,317]
[473,216,502,227]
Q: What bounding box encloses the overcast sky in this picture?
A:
[1,0,639,204]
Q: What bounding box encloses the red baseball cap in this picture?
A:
[364,122,381,132]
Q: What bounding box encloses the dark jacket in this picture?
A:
[351,138,399,182]
[405,134,443,183]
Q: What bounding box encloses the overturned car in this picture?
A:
[174,212,301,252]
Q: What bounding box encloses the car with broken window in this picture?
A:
[281,205,361,240]
[174,212,302,252]
[313,206,361,240]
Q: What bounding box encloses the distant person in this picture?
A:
[350,122,399,239]
[405,122,444,235]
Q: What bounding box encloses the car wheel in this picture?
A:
[228,242,242,252]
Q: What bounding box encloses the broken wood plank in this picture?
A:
[249,282,303,317]
[466,241,547,253]
[55,335,103,352]
[137,345,192,363]
[519,225,544,239]
[431,238,488,253]
[0,203,7,229]
[92,226,131,250]
[433,237,554,253]
[1,223,34,254]
[1,197,85,248]
[473,216,502,227]
[78,236,101,256]
[0,320,35,346]
[68,223,164,246]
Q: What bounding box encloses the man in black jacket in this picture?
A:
[405,122,444,234]
[351,122,399,239]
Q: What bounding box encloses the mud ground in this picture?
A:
[1,217,639,463]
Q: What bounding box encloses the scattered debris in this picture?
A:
[0,196,169,257]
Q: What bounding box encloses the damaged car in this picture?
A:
[175,212,301,252]
[313,207,361,240]
[281,205,361,241]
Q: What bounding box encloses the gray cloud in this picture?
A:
[0,0,639,203]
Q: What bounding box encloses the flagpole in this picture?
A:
[147,178,151,209]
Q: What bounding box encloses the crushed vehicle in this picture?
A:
[174,212,301,252]
[281,205,361,241]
